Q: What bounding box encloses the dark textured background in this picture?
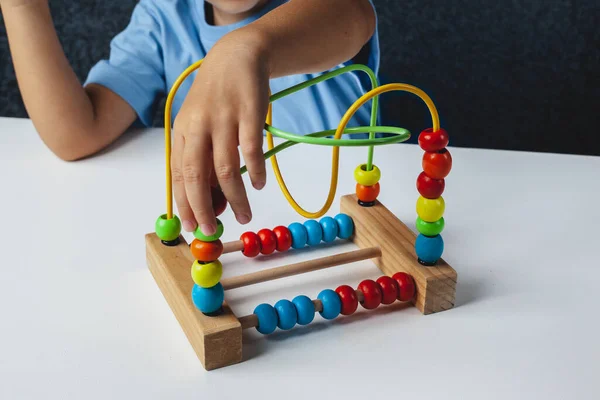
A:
[1,0,599,155]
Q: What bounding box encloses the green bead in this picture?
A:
[155,214,182,241]
[416,217,445,236]
[193,218,224,242]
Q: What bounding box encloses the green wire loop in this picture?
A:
[240,63,397,175]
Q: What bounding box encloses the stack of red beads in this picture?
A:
[239,226,293,257]
[415,128,452,265]
[354,163,381,207]
[336,272,416,315]
[189,187,229,315]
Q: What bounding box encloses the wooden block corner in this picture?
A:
[145,233,242,370]
[340,194,457,315]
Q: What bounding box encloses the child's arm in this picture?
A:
[173,0,376,234]
[1,0,137,160]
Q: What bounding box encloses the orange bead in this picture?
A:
[356,182,380,203]
[190,239,223,262]
[422,149,452,179]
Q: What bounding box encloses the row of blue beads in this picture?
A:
[287,214,354,250]
[253,289,343,335]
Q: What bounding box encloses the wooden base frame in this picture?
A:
[146,194,457,370]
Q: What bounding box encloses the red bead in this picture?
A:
[376,276,398,305]
[272,226,292,252]
[356,183,380,203]
[422,149,452,180]
[240,231,261,258]
[190,239,223,262]
[418,128,449,152]
[257,228,277,255]
[416,171,445,199]
[357,279,382,310]
[392,272,416,302]
[211,186,228,217]
[335,285,359,315]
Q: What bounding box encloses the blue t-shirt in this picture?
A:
[85,0,380,137]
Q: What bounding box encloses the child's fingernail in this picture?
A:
[254,180,266,190]
[183,220,196,232]
[237,214,251,224]
[201,224,216,236]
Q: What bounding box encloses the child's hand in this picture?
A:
[172,32,270,236]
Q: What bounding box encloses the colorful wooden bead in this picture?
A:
[416,171,445,199]
[334,213,354,239]
[356,182,380,203]
[191,259,223,288]
[257,228,277,255]
[392,272,416,302]
[317,289,341,320]
[335,285,358,315]
[357,280,382,310]
[292,295,315,325]
[415,234,444,265]
[376,276,399,305]
[354,164,381,186]
[193,218,224,241]
[416,217,445,236]
[319,216,338,242]
[422,149,452,179]
[254,303,278,335]
[190,239,223,262]
[288,222,308,249]
[274,299,298,330]
[304,220,323,246]
[155,214,181,242]
[191,282,224,314]
[211,186,228,217]
[416,196,445,222]
[273,225,292,252]
[240,231,261,258]
[418,128,449,152]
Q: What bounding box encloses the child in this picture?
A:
[2,0,379,235]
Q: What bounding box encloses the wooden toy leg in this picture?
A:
[340,194,457,314]
[145,234,242,370]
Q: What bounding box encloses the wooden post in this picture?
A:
[340,194,457,314]
[146,234,242,371]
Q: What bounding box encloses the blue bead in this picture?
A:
[288,222,308,249]
[274,299,297,330]
[254,303,278,334]
[317,289,341,320]
[334,213,354,239]
[292,295,315,325]
[319,216,338,242]
[415,234,444,263]
[304,220,323,246]
[191,283,224,314]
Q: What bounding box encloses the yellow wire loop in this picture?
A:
[266,83,440,219]
[164,59,204,219]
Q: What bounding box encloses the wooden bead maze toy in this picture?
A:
[146,60,458,371]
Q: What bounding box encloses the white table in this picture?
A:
[1,117,599,400]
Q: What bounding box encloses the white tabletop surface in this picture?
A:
[1,117,599,399]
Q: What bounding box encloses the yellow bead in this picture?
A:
[416,196,445,222]
[191,260,223,288]
[354,164,381,186]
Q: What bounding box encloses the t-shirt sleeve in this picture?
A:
[84,0,165,127]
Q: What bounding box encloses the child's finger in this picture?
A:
[239,117,266,190]
[171,132,196,232]
[182,134,216,236]
[213,135,251,225]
